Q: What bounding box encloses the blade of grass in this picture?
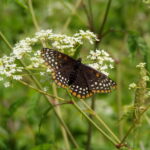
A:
[116,63,123,139]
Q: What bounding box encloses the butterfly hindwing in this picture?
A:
[69,67,93,99]
[53,65,75,88]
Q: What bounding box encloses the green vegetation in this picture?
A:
[0,0,150,150]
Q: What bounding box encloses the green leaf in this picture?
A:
[127,31,139,55]
[138,37,148,55]
[0,140,7,150]
[38,106,54,133]
[8,97,26,116]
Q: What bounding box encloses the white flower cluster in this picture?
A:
[143,76,150,81]
[87,49,114,75]
[128,83,137,90]
[136,62,146,69]
[13,38,37,59]
[145,91,150,99]
[74,30,99,44]
[0,55,23,87]
[0,29,98,87]
[34,29,98,52]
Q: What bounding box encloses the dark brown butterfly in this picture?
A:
[41,48,116,99]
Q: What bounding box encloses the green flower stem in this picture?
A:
[28,0,40,31]
[62,0,83,32]
[18,80,64,101]
[98,0,112,37]
[95,0,112,47]
[119,104,150,146]
[52,83,70,150]
[0,32,79,149]
[116,63,123,139]
[88,0,94,31]
[82,0,94,31]
[27,0,46,47]
[80,99,121,143]
[71,98,117,146]
[0,32,12,49]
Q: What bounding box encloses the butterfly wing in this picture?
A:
[69,67,93,99]
[41,48,116,99]
[41,48,76,88]
[81,64,116,93]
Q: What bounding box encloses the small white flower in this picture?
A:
[40,72,45,76]
[47,68,52,73]
[87,49,114,75]
[89,63,99,70]
[136,62,146,68]
[143,0,150,4]
[143,76,149,81]
[129,83,137,90]
[0,77,3,81]
[13,75,22,80]
[4,82,10,88]
[145,91,150,98]
[43,87,48,92]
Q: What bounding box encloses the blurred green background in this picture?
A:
[0,0,150,150]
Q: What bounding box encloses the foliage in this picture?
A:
[0,0,150,150]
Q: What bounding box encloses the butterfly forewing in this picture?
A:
[41,48,75,88]
[81,64,116,93]
[41,48,76,70]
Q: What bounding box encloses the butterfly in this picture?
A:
[41,48,116,99]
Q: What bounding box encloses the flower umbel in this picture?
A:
[129,83,137,90]
[0,29,99,88]
[136,62,146,69]
[87,49,114,75]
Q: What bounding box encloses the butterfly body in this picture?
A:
[68,58,82,85]
[41,48,116,99]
